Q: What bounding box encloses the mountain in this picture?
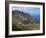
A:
[12,10,35,24]
[12,10,40,23]
[12,10,40,31]
[12,10,31,17]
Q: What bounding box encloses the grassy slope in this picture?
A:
[12,15,40,31]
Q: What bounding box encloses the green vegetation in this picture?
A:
[12,23,40,31]
[12,16,40,31]
[12,10,40,31]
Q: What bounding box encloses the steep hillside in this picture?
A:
[12,10,40,31]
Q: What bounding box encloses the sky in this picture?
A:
[12,7,40,16]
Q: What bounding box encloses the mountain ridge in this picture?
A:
[12,10,40,31]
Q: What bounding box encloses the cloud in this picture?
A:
[12,7,40,15]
